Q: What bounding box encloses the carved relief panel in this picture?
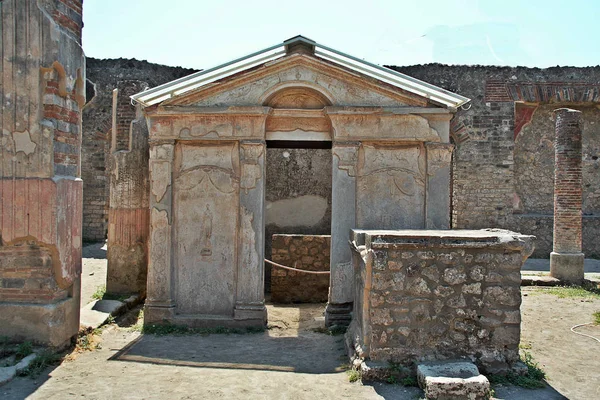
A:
[173,142,240,316]
[356,144,426,229]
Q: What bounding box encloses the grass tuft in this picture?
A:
[17,350,63,378]
[544,285,600,299]
[488,351,546,389]
[593,311,600,325]
[347,369,361,383]
[91,285,106,301]
[15,341,33,361]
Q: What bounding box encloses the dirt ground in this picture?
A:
[1,245,599,399]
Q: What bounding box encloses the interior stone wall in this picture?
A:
[270,234,330,303]
[265,147,332,290]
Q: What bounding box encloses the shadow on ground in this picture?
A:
[110,329,347,374]
[81,242,107,259]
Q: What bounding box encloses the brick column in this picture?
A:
[0,0,84,348]
[550,108,584,284]
[106,81,150,295]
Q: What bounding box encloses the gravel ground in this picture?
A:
[1,246,598,399]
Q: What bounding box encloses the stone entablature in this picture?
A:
[347,229,534,374]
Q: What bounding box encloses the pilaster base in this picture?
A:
[143,303,176,325]
[0,278,80,349]
[325,302,353,327]
[550,251,585,284]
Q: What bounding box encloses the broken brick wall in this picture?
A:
[391,64,600,258]
[82,58,196,242]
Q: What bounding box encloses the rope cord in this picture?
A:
[265,259,330,275]
[570,322,600,343]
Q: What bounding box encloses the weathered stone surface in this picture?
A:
[417,361,491,400]
[0,0,84,347]
[347,229,534,374]
[550,109,585,284]
[106,82,150,295]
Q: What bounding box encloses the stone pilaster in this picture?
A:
[144,141,175,324]
[425,142,454,229]
[326,142,360,327]
[0,0,84,348]
[234,141,267,325]
[106,82,150,295]
[550,108,584,283]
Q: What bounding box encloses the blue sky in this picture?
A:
[82,0,599,70]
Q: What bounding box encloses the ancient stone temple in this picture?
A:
[132,36,469,328]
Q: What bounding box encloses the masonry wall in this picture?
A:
[82,58,196,242]
[348,230,534,374]
[82,59,600,258]
[271,234,330,303]
[391,65,600,258]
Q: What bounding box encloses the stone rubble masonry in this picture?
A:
[270,235,330,303]
[347,229,534,374]
[0,0,84,348]
[106,81,151,295]
[550,109,584,283]
[82,58,197,242]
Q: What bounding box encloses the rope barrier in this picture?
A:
[265,259,330,275]
[571,322,600,343]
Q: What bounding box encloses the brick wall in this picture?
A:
[82,58,197,242]
[0,242,68,303]
[270,234,330,303]
[81,60,600,258]
[391,64,600,258]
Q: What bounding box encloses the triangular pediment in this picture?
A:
[162,54,429,108]
[132,36,470,110]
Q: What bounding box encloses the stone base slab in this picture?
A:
[550,252,584,284]
[0,295,79,349]
[417,361,490,400]
[325,302,353,327]
[144,304,267,329]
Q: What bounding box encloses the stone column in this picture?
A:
[425,142,454,229]
[144,141,175,324]
[0,0,84,348]
[106,82,150,295]
[234,141,267,325]
[550,109,584,283]
[326,142,360,327]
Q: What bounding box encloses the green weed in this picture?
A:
[91,285,106,300]
[593,311,600,325]
[544,285,600,299]
[347,369,361,383]
[17,350,63,378]
[488,351,546,389]
[15,341,33,360]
